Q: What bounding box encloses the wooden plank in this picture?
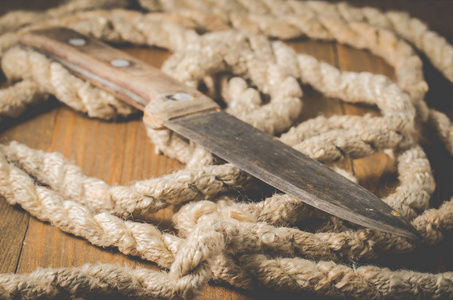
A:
[0,100,59,273]
[0,1,452,299]
[0,198,28,273]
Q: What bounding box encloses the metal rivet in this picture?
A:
[68,38,86,46]
[168,92,192,101]
[111,59,131,67]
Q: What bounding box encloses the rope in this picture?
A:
[0,0,452,299]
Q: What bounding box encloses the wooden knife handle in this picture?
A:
[20,27,220,128]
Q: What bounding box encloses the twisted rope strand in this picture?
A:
[0,151,177,268]
[0,263,211,299]
[240,254,453,299]
[1,141,252,218]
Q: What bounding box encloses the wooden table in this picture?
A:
[1,1,452,299]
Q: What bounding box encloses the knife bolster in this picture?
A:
[19,27,220,128]
[143,95,220,129]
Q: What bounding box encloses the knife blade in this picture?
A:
[19,27,419,239]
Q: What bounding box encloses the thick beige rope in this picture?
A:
[0,142,253,218]
[0,0,131,34]
[0,141,440,264]
[0,1,452,299]
[1,146,452,298]
[138,0,453,153]
[0,80,43,119]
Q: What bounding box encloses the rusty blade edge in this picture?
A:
[23,33,418,239]
[48,56,419,239]
[165,111,419,240]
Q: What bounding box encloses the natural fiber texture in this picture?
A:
[138,0,453,151]
[0,0,452,299]
[0,142,253,218]
[0,80,44,119]
[0,0,131,34]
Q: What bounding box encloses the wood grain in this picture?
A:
[21,28,220,128]
[1,1,453,299]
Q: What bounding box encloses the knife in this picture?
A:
[20,27,418,239]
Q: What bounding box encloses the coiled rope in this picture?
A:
[0,0,452,298]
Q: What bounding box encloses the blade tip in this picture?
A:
[402,227,421,240]
[390,222,420,240]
